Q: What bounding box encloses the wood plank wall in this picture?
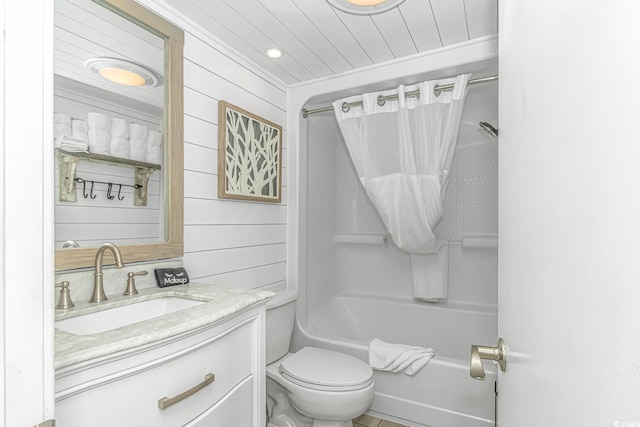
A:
[181,33,288,291]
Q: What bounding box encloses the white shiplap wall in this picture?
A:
[178,27,288,290]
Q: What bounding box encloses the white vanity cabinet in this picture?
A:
[55,306,266,427]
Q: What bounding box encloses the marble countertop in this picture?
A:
[54,283,274,370]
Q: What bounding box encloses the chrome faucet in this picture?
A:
[90,243,124,303]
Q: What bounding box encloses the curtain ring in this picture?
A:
[377,95,386,107]
[433,85,442,97]
[341,102,350,113]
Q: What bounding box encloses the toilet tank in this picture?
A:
[266,287,298,364]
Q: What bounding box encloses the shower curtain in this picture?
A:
[333,74,470,299]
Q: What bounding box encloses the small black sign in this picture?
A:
[154,267,190,288]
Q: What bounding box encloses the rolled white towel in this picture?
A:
[87,112,110,130]
[110,137,130,158]
[146,129,162,145]
[88,129,110,155]
[54,113,72,126]
[110,118,129,139]
[129,138,146,162]
[130,123,148,140]
[129,123,149,162]
[145,130,163,164]
[71,119,88,143]
[368,338,434,376]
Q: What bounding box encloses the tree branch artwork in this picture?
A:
[217,101,282,203]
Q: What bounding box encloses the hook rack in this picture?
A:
[56,148,159,206]
[74,177,142,202]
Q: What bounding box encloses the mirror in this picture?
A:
[54,0,184,270]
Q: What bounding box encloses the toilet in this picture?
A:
[265,289,374,427]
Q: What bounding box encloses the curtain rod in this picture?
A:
[301,75,498,118]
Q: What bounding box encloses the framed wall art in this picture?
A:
[218,101,282,203]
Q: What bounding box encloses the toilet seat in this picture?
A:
[279,347,373,392]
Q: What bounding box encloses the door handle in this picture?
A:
[470,338,506,380]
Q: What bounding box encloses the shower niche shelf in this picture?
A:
[56,148,160,206]
[461,233,498,250]
[333,233,387,245]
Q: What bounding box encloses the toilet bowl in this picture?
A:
[266,289,374,427]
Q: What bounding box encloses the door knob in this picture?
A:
[470,337,507,380]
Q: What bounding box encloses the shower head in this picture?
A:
[479,122,498,138]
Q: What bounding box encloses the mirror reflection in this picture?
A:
[53,0,166,249]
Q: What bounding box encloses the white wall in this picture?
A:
[137,0,289,291]
[1,1,55,425]
[499,0,640,424]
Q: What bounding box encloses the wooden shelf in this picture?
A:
[56,148,160,170]
[56,148,160,206]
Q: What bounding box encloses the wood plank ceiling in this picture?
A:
[168,0,498,85]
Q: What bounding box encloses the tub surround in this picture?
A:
[55,282,273,369]
[289,39,499,425]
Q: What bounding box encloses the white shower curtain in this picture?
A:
[333,74,470,299]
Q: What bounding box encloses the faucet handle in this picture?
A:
[55,281,75,309]
[123,271,148,296]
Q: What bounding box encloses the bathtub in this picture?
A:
[291,292,497,427]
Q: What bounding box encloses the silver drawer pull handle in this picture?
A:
[158,373,215,410]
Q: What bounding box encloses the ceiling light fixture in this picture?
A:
[85,58,163,88]
[266,48,284,59]
[325,0,407,15]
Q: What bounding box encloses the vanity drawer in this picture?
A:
[185,376,254,426]
[56,317,257,427]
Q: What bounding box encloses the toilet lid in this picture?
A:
[279,347,373,391]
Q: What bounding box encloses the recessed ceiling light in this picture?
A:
[348,0,387,5]
[85,58,163,88]
[266,48,284,59]
[325,0,407,14]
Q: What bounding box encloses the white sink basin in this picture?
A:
[56,296,205,335]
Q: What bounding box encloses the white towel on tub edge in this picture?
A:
[368,338,435,376]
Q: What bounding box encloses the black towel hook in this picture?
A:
[77,178,89,199]
[106,183,115,200]
[89,180,97,199]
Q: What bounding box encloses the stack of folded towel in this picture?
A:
[71,118,88,143]
[129,123,148,162]
[54,113,72,142]
[55,136,89,153]
[87,112,111,155]
[110,118,130,158]
[368,338,435,376]
[145,130,163,165]
[54,114,88,153]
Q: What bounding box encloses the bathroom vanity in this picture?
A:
[54,284,272,426]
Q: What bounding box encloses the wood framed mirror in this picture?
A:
[54,0,184,270]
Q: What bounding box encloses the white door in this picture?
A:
[497,0,640,425]
[0,1,55,426]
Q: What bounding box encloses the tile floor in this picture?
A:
[353,414,408,427]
